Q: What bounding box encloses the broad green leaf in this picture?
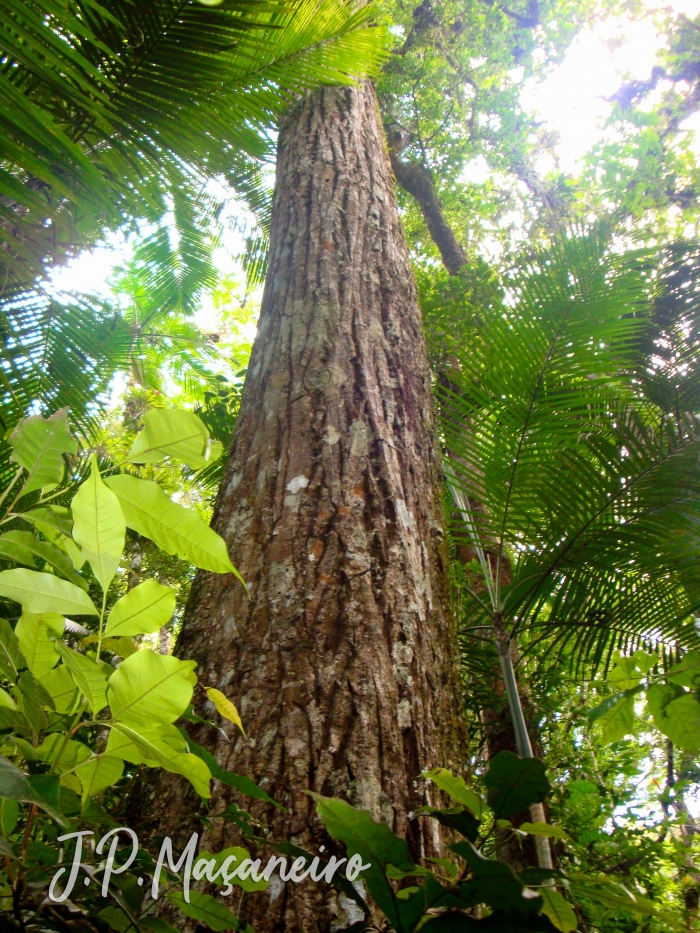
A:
[56,643,108,713]
[606,657,642,691]
[40,664,78,713]
[105,581,176,637]
[0,531,88,590]
[0,755,67,825]
[168,891,240,931]
[417,806,480,842]
[106,723,157,766]
[0,619,26,682]
[668,650,700,688]
[62,537,85,570]
[311,793,414,930]
[0,707,33,737]
[423,768,485,818]
[105,475,242,579]
[141,919,180,933]
[607,651,658,690]
[653,693,700,752]
[0,569,97,616]
[206,687,245,736]
[17,670,53,732]
[518,822,567,840]
[483,752,550,819]
[0,687,16,710]
[1,799,19,837]
[83,634,138,658]
[596,696,635,744]
[109,721,211,797]
[72,455,125,591]
[127,409,223,470]
[450,840,538,915]
[20,506,73,540]
[0,535,38,568]
[98,907,132,933]
[37,733,91,773]
[15,611,64,678]
[9,409,77,496]
[75,755,124,802]
[539,888,577,932]
[100,636,138,658]
[108,649,197,726]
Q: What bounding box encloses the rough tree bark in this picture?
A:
[131,81,464,932]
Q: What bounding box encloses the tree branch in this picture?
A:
[387,130,467,275]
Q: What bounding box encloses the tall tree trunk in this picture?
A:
[131,81,464,933]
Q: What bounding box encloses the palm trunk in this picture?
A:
[132,82,464,932]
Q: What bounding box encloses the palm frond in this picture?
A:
[1,0,390,295]
[442,228,700,667]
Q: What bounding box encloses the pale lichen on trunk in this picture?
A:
[131,82,464,932]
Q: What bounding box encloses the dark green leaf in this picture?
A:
[178,728,282,808]
[483,753,550,819]
[310,793,414,932]
[0,618,26,682]
[419,807,480,842]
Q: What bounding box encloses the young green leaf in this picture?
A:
[168,891,239,931]
[108,649,197,726]
[0,686,16,710]
[108,721,211,798]
[0,569,98,615]
[15,611,64,679]
[9,409,77,496]
[37,732,91,773]
[105,475,242,579]
[40,664,79,713]
[422,768,485,818]
[97,636,138,658]
[19,506,73,539]
[539,888,577,932]
[0,535,39,568]
[206,687,245,736]
[17,670,53,732]
[75,755,124,802]
[72,455,126,591]
[105,580,176,637]
[596,696,635,744]
[483,752,550,819]
[127,409,223,470]
[0,531,88,589]
[517,822,567,840]
[56,643,108,713]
